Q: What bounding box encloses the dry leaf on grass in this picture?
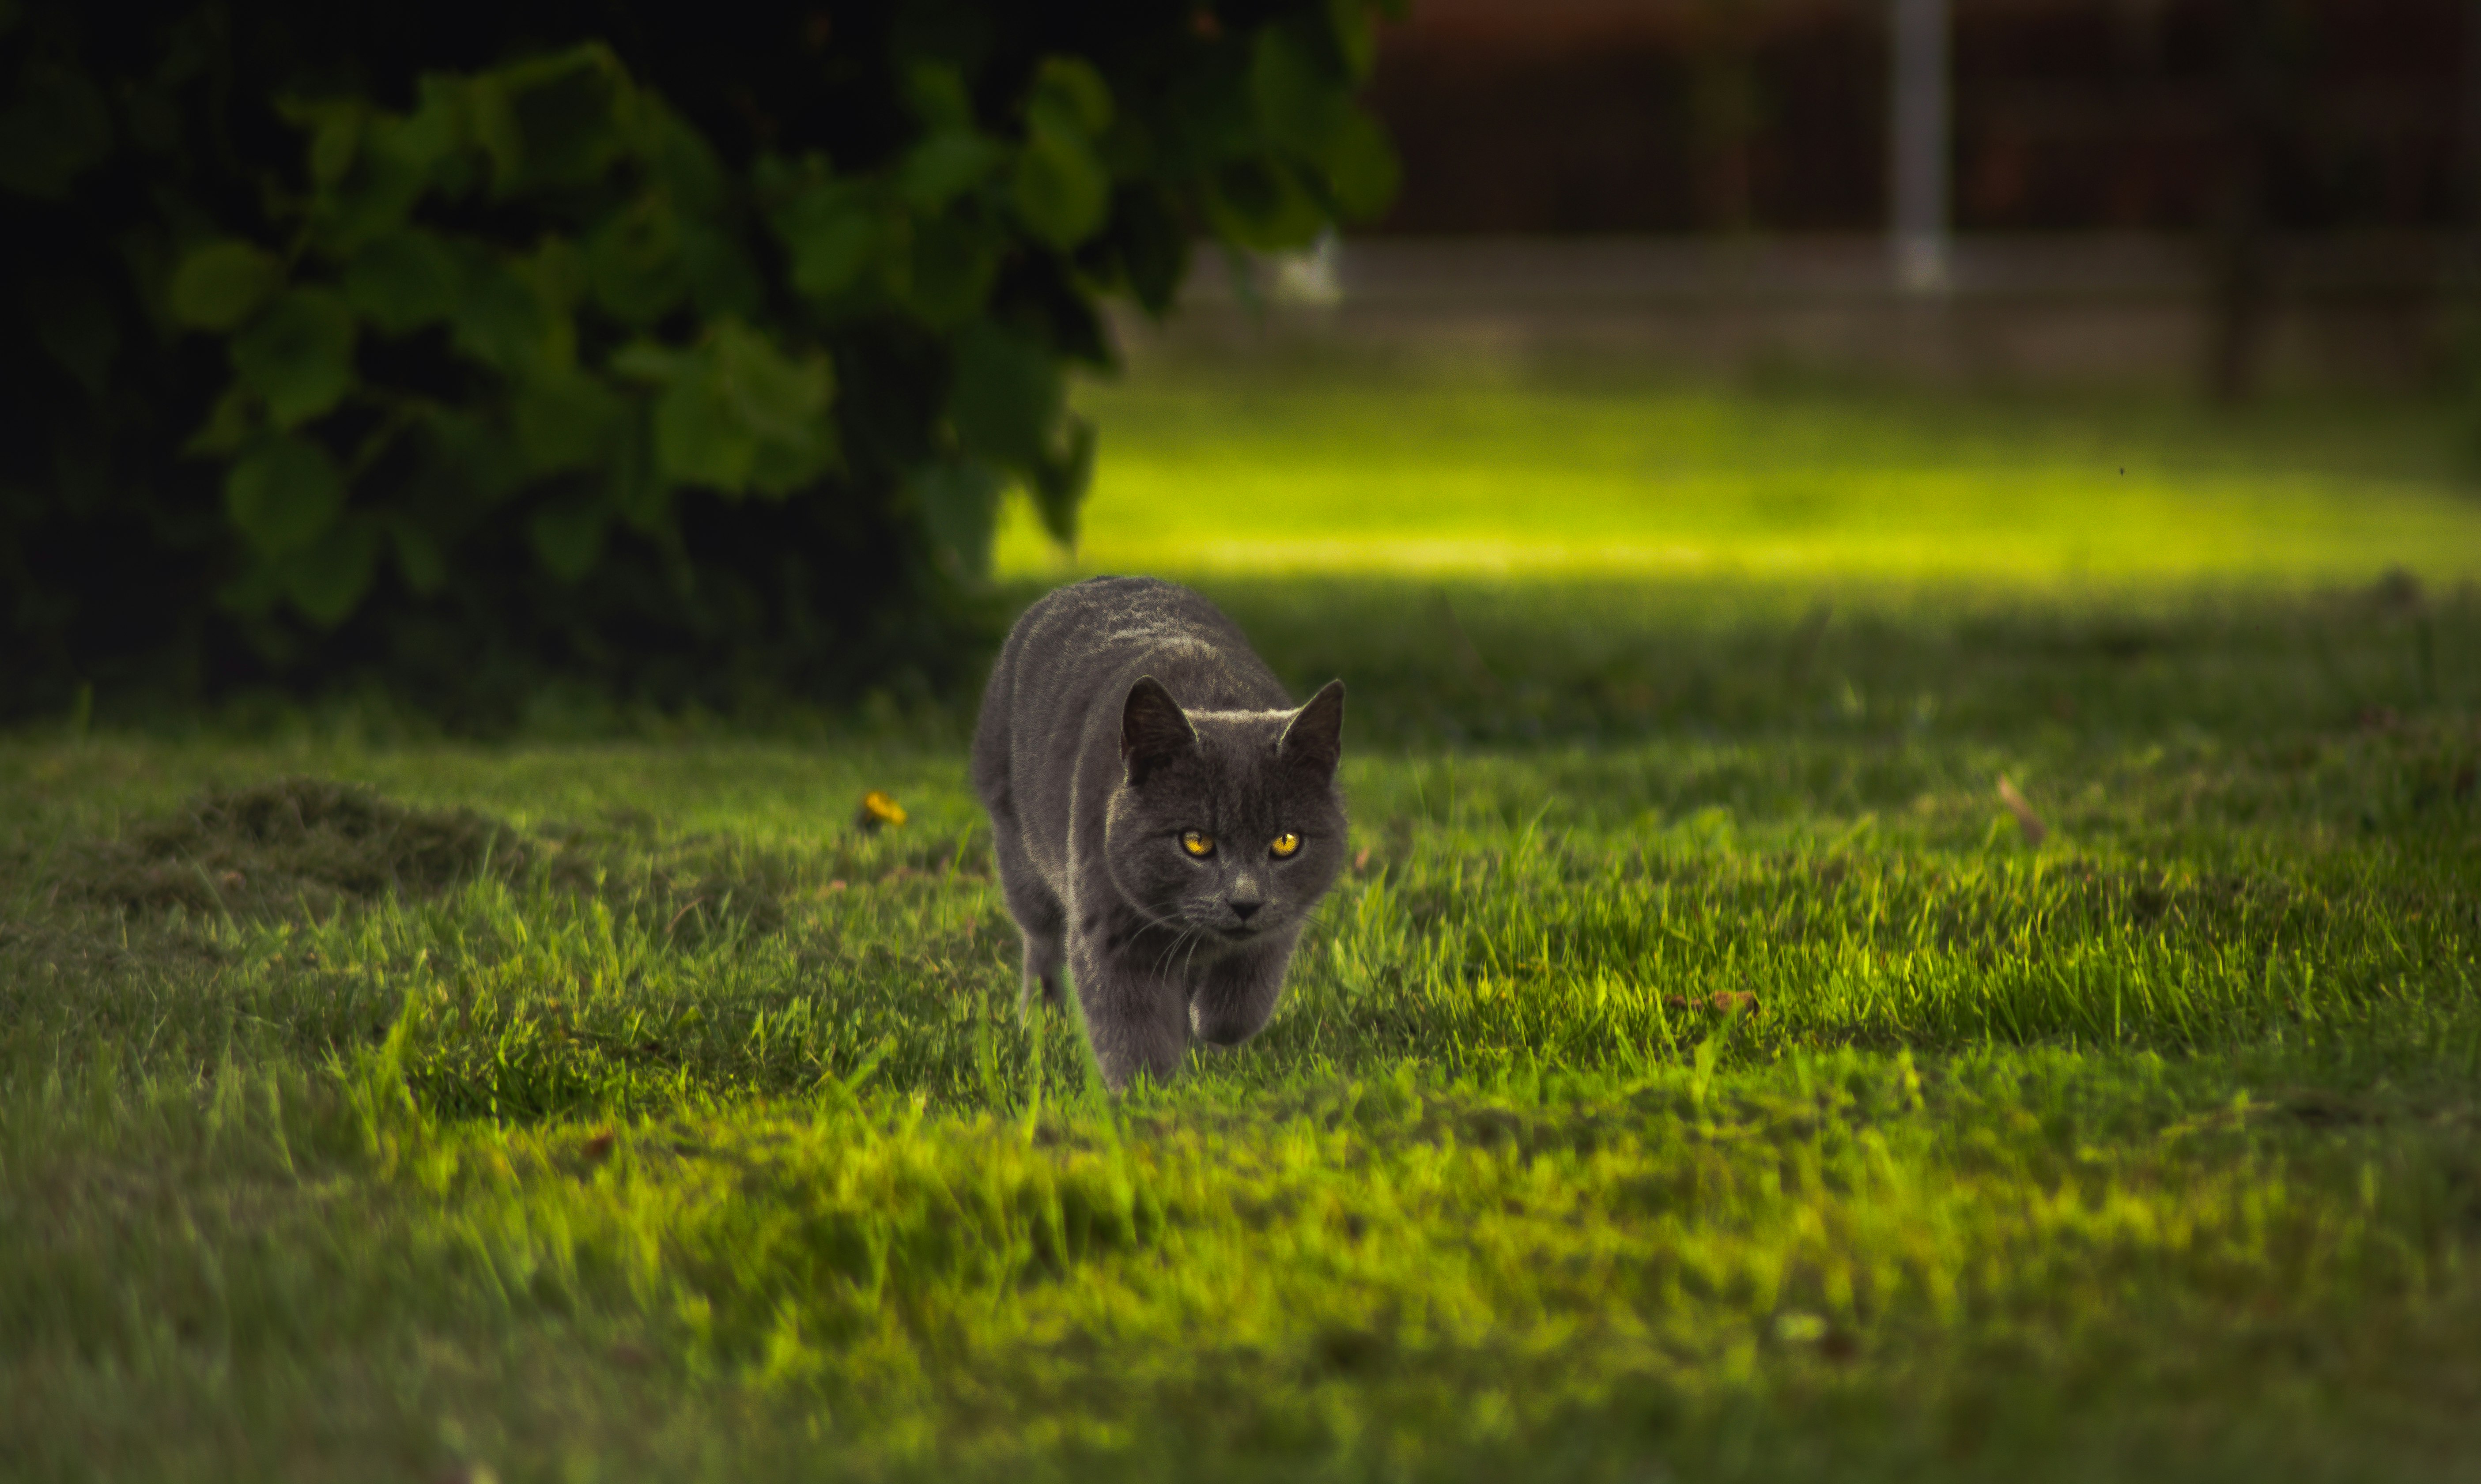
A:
[1663,991,1759,1014]
[1997,777,2048,846]
[855,790,908,832]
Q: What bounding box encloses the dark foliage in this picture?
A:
[0,0,1396,726]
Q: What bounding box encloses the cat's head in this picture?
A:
[1103,675,1347,944]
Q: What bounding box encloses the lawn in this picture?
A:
[5,354,2479,1483]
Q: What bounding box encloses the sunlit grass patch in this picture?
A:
[8,1004,2479,1482]
[1002,359,2481,587]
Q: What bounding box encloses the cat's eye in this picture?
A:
[1180,830,1215,858]
[1269,832,1301,859]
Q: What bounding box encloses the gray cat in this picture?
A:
[971,576,1347,1091]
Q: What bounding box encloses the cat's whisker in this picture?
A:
[1151,922,1205,981]
[1148,929,1186,980]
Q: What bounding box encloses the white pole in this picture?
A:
[1891,0,1952,292]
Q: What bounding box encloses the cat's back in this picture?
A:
[988,576,1282,720]
[1015,574,1242,655]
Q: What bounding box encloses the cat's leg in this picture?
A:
[1188,930,1299,1047]
[1067,916,1190,1092]
[986,809,1066,1010]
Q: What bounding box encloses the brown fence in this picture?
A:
[1366,0,2466,237]
[1179,1,2467,393]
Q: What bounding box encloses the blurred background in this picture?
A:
[1158,0,2469,397]
[4,0,2475,732]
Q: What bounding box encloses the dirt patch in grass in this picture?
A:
[61,778,529,918]
[53,777,812,940]
[44,777,997,946]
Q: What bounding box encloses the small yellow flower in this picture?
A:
[856,790,907,831]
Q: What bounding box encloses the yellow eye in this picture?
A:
[1270,832,1301,858]
[1180,831,1215,858]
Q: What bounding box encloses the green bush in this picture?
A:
[0,1,1397,725]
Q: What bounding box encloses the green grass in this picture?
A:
[1002,352,2481,585]
[6,358,2481,1482]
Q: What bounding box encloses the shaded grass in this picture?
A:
[1198,574,2467,748]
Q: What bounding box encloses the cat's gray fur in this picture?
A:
[971,577,1346,1090]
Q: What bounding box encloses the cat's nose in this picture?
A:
[1230,900,1261,922]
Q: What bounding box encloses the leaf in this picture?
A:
[948,321,1058,468]
[397,78,471,174]
[1204,158,1324,251]
[1250,23,1351,157]
[1012,123,1110,250]
[1328,0,1382,79]
[604,410,667,532]
[652,321,837,496]
[899,211,999,327]
[343,230,461,335]
[1027,412,1095,546]
[462,75,525,195]
[1026,57,1112,138]
[275,95,370,185]
[1322,108,1399,221]
[711,323,829,442]
[1997,778,2048,847]
[903,62,975,132]
[855,789,908,831]
[0,60,112,198]
[224,433,346,559]
[772,178,884,303]
[679,224,763,319]
[230,288,358,427]
[385,515,448,594]
[307,107,363,185]
[449,254,560,374]
[607,339,684,383]
[713,324,838,495]
[1241,22,1396,220]
[184,384,257,458]
[168,241,283,332]
[279,515,382,626]
[423,407,529,503]
[898,131,1005,211]
[585,194,687,325]
[495,45,630,190]
[512,367,625,474]
[529,502,608,582]
[913,458,1005,577]
[518,235,587,315]
[1108,185,1189,316]
[308,116,436,255]
[644,102,728,216]
[654,370,756,492]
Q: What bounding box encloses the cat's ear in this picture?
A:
[1121,676,1197,785]
[1278,680,1345,781]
